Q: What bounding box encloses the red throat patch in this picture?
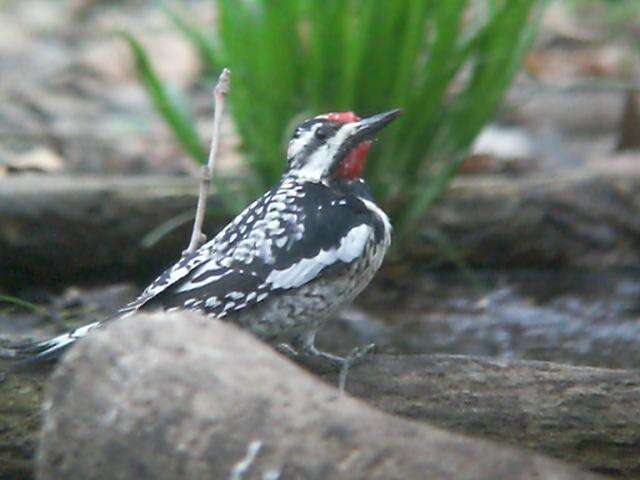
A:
[326,111,370,181]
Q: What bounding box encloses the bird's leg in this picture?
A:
[338,343,376,391]
[291,331,376,392]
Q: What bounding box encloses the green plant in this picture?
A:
[127,0,543,232]
[0,295,45,315]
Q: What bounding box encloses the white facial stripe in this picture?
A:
[287,128,315,159]
[295,122,358,181]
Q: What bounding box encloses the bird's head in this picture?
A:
[286,109,401,182]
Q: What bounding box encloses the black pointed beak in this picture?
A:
[333,108,402,159]
[328,108,402,177]
[354,109,402,139]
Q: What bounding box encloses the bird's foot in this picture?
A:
[337,343,376,392]
[281,342,375,392]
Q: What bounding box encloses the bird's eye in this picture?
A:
[315,125,330,140]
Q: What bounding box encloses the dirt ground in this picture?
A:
[0,0,242,177]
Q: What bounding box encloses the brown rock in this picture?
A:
[37,312,600,480]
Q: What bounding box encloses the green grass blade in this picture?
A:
[0,295,45,314]
[401,1,541,226]
[120,32,207,164]
[122,31,244,213]
[133,0,546,247]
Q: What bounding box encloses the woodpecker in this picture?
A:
[4,109,400,370]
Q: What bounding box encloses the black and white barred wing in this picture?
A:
[148,183,382,318]
[117,188,280,316]
[0,191,276,363]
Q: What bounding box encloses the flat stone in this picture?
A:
[37,311,600,480]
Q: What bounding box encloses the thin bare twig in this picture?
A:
[185,68,231,255]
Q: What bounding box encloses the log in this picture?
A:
[0,175,227,290]
[416,158,640,268]
[0,315,636,478]
[37,312,599,480]
[3,160,640,289]
[320,355,640,478]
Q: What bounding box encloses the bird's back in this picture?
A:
[143,177,390,330]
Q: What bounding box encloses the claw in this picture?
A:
[295,342,376,392]
[338,343,376,392]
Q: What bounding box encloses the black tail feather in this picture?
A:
[0,320,102,373]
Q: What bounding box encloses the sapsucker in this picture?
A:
[5,109,400,370]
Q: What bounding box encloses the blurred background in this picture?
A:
[1,0,640,372]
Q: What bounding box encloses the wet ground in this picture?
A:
[320,270,640,370]
[3,269,640,371]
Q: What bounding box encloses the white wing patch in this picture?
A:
[265,224,372,289]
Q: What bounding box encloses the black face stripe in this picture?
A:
[289,118,343,166]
